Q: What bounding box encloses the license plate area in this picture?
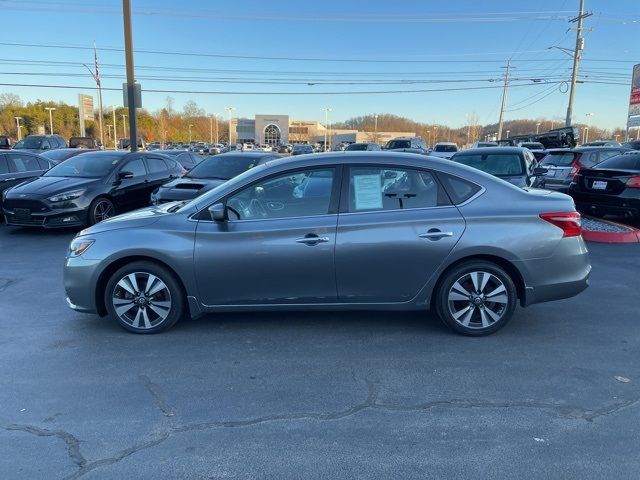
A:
[14,208,31,219]
[592,180,608,190]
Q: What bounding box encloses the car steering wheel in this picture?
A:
[249,198,268,218]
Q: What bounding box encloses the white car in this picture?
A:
[429,142,458,159]
[259,144,272,152]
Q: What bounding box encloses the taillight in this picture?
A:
[626,176,640,188]
[540,212,582,237]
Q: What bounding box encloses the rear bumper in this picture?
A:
[570,190,640,218]
[516,236,591,307]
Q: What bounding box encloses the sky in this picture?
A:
[0,0,638,130]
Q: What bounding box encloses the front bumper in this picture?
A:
[4,205,88,228]
[64,255,103,314]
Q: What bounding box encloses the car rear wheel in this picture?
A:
[435,261,517,336]
[104,261,184,334]
[88,197,115,226]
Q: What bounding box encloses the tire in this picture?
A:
[435,261,518,336]
[104,261,184,334]
[88,197,116,226]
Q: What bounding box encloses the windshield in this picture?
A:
[540,152,578,167]
[15,137,43,149]
[44,152,125,178]
[186,155,261,180]
[385,140,411,149]
[454,153,524,176]
[595,154,640,170]
[346,143,368,151]
[434,145,457,152]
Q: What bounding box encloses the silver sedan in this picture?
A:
[64,152,591,336]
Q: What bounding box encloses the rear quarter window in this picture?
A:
[540,152,577,166]
[437,172,482,204]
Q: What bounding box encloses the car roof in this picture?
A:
[455,147,525,154]
[435,142,457,145]
[217,151,282,158]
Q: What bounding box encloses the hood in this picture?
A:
[6,176,99,197]
[80,204,176,235]
[161,176,226,192]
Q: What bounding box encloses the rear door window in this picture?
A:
[146,157,169,174]
[0,155,8,174]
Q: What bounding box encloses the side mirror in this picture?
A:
[533,167,548,176]
[208,203,226,222]
[117,171,134,180]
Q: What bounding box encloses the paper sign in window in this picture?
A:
[354,174,382,210]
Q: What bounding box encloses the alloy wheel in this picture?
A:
[447,271,509,330]
[93,200,114,223]
[111,272,172,330]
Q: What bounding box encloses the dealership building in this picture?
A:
[230,114,416,148]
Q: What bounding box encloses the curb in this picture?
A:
[581,216,640,244]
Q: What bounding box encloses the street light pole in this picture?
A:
[121,114,127,141]
[112,106,117,149]
[434,126,438,143]
[426,130,430,146]
[188,124,193,143]
[584,112,593,143]
[322,107,332,151]
[209,116,213,144]
[123,0,138,151]
[14,116,22,140]
[215,115,219,144]
[45,107,56,134]
[536,122,541,134]
[225,106,235,144]
[374,113,379,142]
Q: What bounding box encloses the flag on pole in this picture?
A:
[93,41,101,87]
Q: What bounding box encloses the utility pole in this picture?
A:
[565,0,590,127]
[123,0,138,151]
[497,61,511,140]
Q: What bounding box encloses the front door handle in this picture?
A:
[419,230,454,240]
[296,235,330,245]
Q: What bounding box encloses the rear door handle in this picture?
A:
[419,231,454,240]
[296,235,330,245]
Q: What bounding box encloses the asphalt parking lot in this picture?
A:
[1,226,639,480]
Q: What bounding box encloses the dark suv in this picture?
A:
[384,136,428,154]
[13,134,67,153]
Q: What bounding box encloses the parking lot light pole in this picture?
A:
[106,124,113,142]
[374,113,379,142]
[215,115,219,144]
[323,107,332,151]
[536,122,541,134]
[123,0,138,152]
[584,112,594,143]
[209,116,213,144]
[14,116,22,140]
[45,107,56,134]
[506,130,510,139]
[434,126,438,143]
[188,124,193,143]
[112,106,117,149]
[225,107,235,144]
[121,114,127,139]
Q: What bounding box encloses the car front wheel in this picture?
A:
[435,261,517,336]
[104,261,184,334]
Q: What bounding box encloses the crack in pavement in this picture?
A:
[1,423,86,468]
[3,375,638,480]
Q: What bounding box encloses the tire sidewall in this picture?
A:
[436,261,517,336]
[88,197,115,226]
[104,261,184,334]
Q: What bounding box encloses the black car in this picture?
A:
[622,140,640,150]
[384,136,429,154]
[0,136,13,150]
[153,150,202,170]
[569,151,640,220]
[13,134,67,153]
[451,147,545,189]
[151,151,281,205]
[291,144,314,156]
[2,151,183,228]
[39,148,95,165]
[538,146,631,193]
[0,151,55,204]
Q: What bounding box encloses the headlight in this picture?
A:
[48,189,86,203]
[69,238,95,257]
